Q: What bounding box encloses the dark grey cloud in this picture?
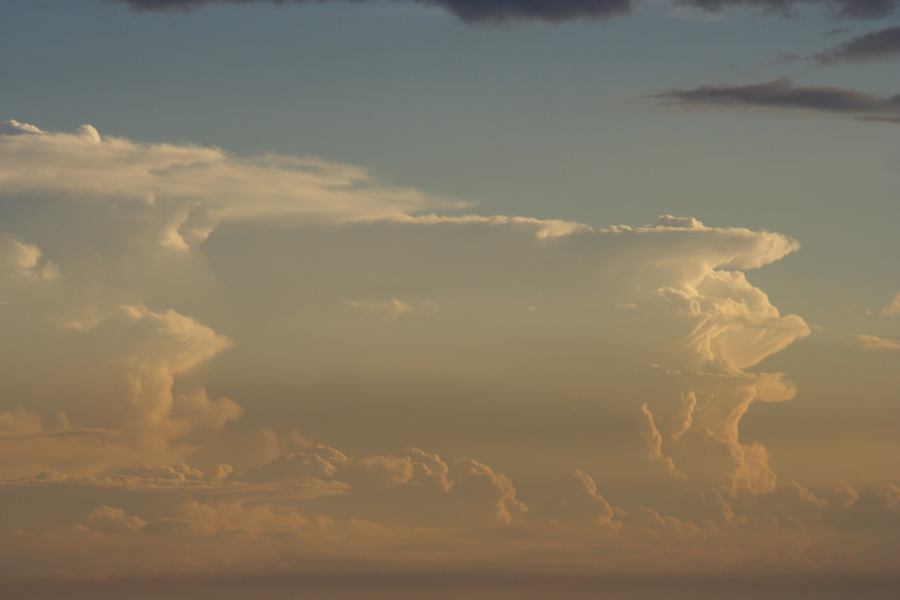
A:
[115,0,896,21]
[815,26,900,62]
[682,0,896,19]
[117,0,631,23]
[653,77,900,124]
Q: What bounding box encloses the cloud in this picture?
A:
[0,119,43,136]
[856,334,900,350]
[882,292,900,317]
[0,305,237,478]
[345,298,439,319]
[118,0,632,22]
[247,443,525,526]
[114,0,900,22]
[79,505,147,535]
[0,234,59,282]
[639,403,685,480]
[81,305,236,435]
[815,25,900,63]
[1,118,851,581]
[653,78,900,125]
[0,117,811,498]
[680,0,897,19]
[547,470,618,524]
[669,392,696,441]
[0,120,450,251]
[393,213,591,239]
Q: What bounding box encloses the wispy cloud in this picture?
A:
[118,0,631,22]
[815,26,900,63]
[114,0,898,22]
[856,334,900,350]
[653,78,900,124]
[345,298,439,319]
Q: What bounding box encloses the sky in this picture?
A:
[0,1,898,598]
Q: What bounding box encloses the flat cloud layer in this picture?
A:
[0,121,895,586]
[119,0,631,21]
[116,0,897,21]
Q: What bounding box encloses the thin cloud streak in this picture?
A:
[116,0,897,21]
[815,25,900,63]
[118,0,631,22]
[653,77,900,124]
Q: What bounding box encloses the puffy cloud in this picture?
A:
[452,458,527,525]
[79,305,236,438]
[97,463,233,489]
[660,375,801,494]
[654,78,900,125]
[832,484,860,510]
[548,470,618,524]
[0,234,59,282]
[856,334,900,350]
[0,118,851,582]
[0,119,43,136]
[0,305,237,478]
[248,444,522,526]
[79,505,147,535]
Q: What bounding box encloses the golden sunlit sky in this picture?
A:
[0,1,898,598]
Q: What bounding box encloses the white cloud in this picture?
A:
[0,120,456,250]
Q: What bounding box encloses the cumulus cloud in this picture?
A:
[1,118,855,582]
[247,443,524,526]
[0,234,59,282]
[81,305,237,437]
[547,470,619,524]
[0,305,238,478]
[815,25,900,63]
[639,403,685,480]
[653,374,802,495]
[669,392,696,441]
[79,505,147,535]
[654,78,900,125]
[856,333,900,350]
[0,119,810,498]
